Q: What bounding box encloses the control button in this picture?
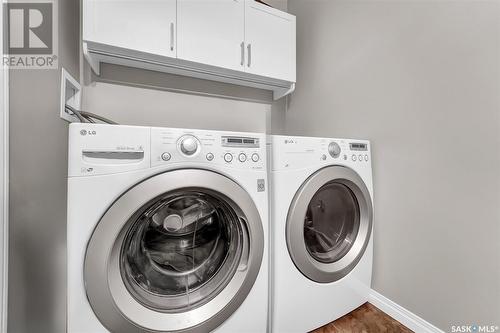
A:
[321,154,327,161]
[224,153,233,163]
[161,152,171,161]
[206,153,214,161]
[343,154,348,160]
[251,153,260,162]
[179,135,199,156]
[358,154,363,161]
[352,154,357,161]
[238,153,247,162]
[364,154,369,161]
[328,142,341,158]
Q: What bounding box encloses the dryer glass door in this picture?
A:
[84,169,264,333]
[304,182,360,264]
[287,166,372,283]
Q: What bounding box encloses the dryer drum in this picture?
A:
[304,183,360,264]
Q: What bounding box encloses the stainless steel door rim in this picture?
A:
[286,166,373,283]
[84,169,264,333]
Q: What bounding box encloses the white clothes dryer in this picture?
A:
[268,135,374,333]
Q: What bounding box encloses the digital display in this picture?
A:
[227,138,243,144]
[350,143,368,151]
[222,136,259,148]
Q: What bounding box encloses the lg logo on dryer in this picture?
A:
[80,129,96,136]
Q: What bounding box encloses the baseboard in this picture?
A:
[369,289,444,333]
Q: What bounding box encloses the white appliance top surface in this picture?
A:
[68,123,266,177]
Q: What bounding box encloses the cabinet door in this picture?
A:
[177,0,245,71]
[83,0,177,58]
[244,0,296,82]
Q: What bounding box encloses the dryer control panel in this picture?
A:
[269,135,371,171]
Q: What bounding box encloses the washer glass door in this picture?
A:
[287,166,372,283]
[121,191,244,312]
[84,169,264,333]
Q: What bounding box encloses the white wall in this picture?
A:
[286,0,500,330]
[81,66,274,133]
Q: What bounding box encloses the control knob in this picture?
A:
[328,142,341,158]
[179,135,199,156]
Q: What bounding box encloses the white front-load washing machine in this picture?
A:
[268,135,374,333]
[67,123,268,333]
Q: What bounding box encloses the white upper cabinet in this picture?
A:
[177,0,245,71]
[82,0,296,99]
[83,0,177,58]
[244,0,296,82]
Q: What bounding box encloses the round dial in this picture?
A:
[179,135,199,156]
[328,142,341,158]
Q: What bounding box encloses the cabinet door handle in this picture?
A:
[170,22,174,51]
[247,43,252,67]
[240,42,245,66]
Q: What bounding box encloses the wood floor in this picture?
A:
[311,303,414,333]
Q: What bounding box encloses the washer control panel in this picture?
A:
[69,123,266,177]
[152,128,264,170]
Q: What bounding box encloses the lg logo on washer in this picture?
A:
[80,129,97,136]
